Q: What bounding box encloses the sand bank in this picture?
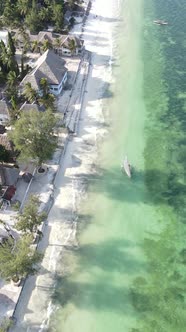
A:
[12,0,121,330]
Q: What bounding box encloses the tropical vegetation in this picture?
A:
[10,109,57,168]
[0,234,43,281]
[16,195,47,235]
[0,33,19,86]
[0,0,83,33]
[0,144,10,163]
[0,318,13,332]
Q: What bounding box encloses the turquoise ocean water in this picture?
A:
[50,0,186,331]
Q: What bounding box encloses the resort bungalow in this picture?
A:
[20,50,67,96]
[14,30,84,56]
[54,35,84,56]
[32,32,84,56]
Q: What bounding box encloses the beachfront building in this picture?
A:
[0,100,10,125]
[14,30,53,52]
[54,35,84,56]
[14,30,84,56]
[20,50,68,96]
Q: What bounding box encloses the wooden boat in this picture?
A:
[122,156,131,178]
[153,20,168,25]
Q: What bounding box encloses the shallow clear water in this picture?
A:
[51,0,186,331]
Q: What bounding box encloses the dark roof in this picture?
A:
[2,185,16,201]
[0,100,10,117]
[0,125,6,134]
[20,102,45,112]
[21,50,67,90]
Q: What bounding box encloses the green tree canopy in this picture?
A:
[39,77,50,97]
[52,4,64,32]
[2,0,19,28]
[16,195,47,234]
[10,109,57,166]
[23,82,38,103]
[7,70,17,89]
[16,0,31,16]
[41,39,52,52]
[0,0,73,33]
[68,38,76,55]
[32,40,40,53]
[0,39,19,76]
[7,32,16,56]
[39,93,56,112]
[0,235,43,281]
[25,4,43,33]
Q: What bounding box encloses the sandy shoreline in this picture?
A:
[11,0,121,330]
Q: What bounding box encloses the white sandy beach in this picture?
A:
[12,0,121,330]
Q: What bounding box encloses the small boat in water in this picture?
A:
[122,156,131,178]
[153,20,168,25]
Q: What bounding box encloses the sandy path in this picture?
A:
[11,0,119,330]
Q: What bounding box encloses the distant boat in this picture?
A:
[153,20,168,25]
[122,156,131,178]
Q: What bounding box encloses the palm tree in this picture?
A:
[32,40,40,53]
[23,82,37,103]
[6,54,14,69]
[19,28,30,54]
[39,78,49,97]
[38,78,55,111]
[10,95,20,121]
[68,38,76,56]
[17,0,30,16]
[7,71,17,88]
[0,42,8,68]
[39,93,55,111]
[53,37,61,54]
[42,39,52,52]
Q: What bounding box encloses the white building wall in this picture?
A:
[49,71,67,95]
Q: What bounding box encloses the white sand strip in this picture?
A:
[12,0,121,330]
